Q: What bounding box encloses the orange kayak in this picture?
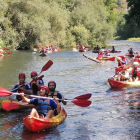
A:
[23,107,67,132]
[108,78,140,88]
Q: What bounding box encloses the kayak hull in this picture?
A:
[97,56,116,61]
[39,53,47,57]
[0,100,35,111]
[108,78,140,88]
[126,53,134,57]
[92,50,99,53]
[23,108,67,132]
[108,50,121,53]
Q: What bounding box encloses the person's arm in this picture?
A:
[19,84,32,95]
[20,93,30,103]
[57,92,67,105]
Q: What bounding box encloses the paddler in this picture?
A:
[12,73,32,101]
[20,85,57,119]
[30,71,44,95]
[115,57,125,74]
[130,62,140,82]
[0,46,4,55]
[48,81,66,115]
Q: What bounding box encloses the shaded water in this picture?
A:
[0,40,140,140]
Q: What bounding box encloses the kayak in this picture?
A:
[108,50,121,53]
[39,52,47,57]
[79,48,86,52]
[108,78,140,88]
[83,53,101,63]
[0,100,35,111]
[92,50,100,53]
[126,53,134,57]
[23,107,67,132]
[97,56,116,61]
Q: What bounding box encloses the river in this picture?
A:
[0,40,140,140]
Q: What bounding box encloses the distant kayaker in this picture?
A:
[94,45,100,50]
[48,81,66,115]
[30,71,44,95]
[112,46,115,52]
[128,48,134,55]
[20,85,57,119]
[12,73,32,101]
[130,62,140,82]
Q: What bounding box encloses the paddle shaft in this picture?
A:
[12,93,87,102]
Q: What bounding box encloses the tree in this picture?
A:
[126,0,140,25]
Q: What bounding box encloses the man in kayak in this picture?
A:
[128,48,134,55]
[12,73,32,101]
[30,71,44,95]
[112,46,115,52]
[48,81,66,115]
[130,62,140,82]
[20,85,57,119]
[0,46,4,55]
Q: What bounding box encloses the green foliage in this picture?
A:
[128,37,140,41]
[0,0,129,49]
[126,0,140,25]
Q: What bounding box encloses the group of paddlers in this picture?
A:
[112,52,140,82]
[39,45,59,54]
[10,71,66,119]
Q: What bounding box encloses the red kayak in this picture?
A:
[126,53,134,57]
[23,107,67,132]
[108,78,140,88]
[79,48,86,52]
[97,56,116,61]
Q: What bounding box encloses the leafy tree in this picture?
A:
[126,0,140,25]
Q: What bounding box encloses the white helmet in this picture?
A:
[133,61,139,66]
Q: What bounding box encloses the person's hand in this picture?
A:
[20,93,24,96]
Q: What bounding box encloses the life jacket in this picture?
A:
[131,68,140,77]
[16,82,27,101]
[36,98,51,114]
[48,91,58,99]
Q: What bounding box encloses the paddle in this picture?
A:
[2,102,29,111]
[0,88,92,100]
[2,99,91,111]
[37,60,53,77]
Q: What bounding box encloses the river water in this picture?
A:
[0,40,140,140]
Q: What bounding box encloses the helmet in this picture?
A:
[48,81,56,87]
[40,85,49,93]
[19,73,25,78]
[116,57,121,61]
[31,71,37,76]
[133,61,139,66]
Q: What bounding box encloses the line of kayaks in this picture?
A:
[0,100,67,132]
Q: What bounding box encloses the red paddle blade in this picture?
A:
[0,87,12,96]
[41,60,53,73]
[2,103,22,111]
[74,94,92,100]
[72,100,92,107]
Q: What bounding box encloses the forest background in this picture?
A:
[0,0,139,49]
